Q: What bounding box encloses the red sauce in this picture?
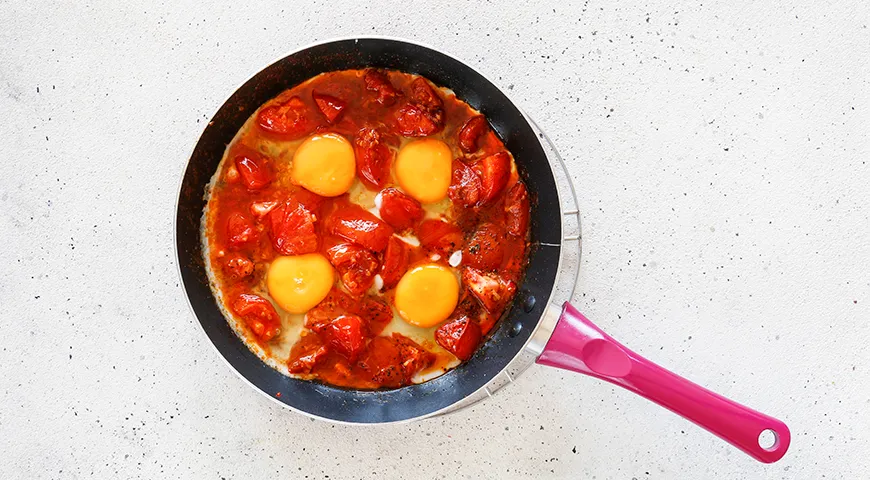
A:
[205,69,531,389]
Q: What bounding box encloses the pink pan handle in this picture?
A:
[536,303,790,463]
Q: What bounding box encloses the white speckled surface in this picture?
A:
[2,1,869,478]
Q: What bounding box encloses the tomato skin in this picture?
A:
[358,334,432,387]
[463,223,505,271]
[473,151,511,204]
[269,199,319,255]
[394,78,445,137]
[435,315,482,361]
[462,267,517,315]
[409,78,444,124]
[232,293,281,341]
[257,95,315,138]
[224,254,254,279]
[416,219,464,256]
[326,243,379,296]
[287,333,329,374]
[380,236,409,290]
[312,92,346,123]
[328,205,394,252]
[325,315,368,360]
[393,333,435,378]
[353,127,394,190]
[448,160,483,208]
[355,297,392,335]
[505,182,530,237]
[458,115,489,153]
[378,187,424,231]
[226,212,258,248]
[233,154,272,190]
[363,69,401,106]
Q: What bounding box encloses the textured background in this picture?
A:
[2,0,868,478]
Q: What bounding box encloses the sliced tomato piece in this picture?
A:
[472,151,511,204]
[363,69,401,106]
[380,236,409,290]
[224,254,254,279]
[448,159,483,208]
[287,333,329,374]
[358,336,406,388]
[458,115,489,153]
[353,127,394,190]
[395,103,439,137]
[435,315,482,361]
[354,296,392,336]
[269,199,318,256]
[226,212,257,248]
[416,219,463,256]
[328,205,394,252]
[378,187,424,231]
[409,78,444,124]
[463,223,505,271]
[325,315,368,360]
[312,92,346,123]
[505,182,530,237]
[462,267,518,315]
[257,95,315,138]
[232,293,281,341]
[326,243,379,296]
[233,154,272,190]
[393,333,435,378]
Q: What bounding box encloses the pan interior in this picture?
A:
[176,38,561,423]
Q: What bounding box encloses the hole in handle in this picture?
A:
[758,429,779,452]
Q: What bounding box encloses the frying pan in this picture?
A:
[175,37,790,463]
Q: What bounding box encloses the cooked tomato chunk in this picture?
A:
[353,127,394,190]
[328,205,394,252]
[394,78,445,137]
[355,296,392,336]
[224,254,254,279]
[458,115,489,153]
[226,212,257,248]
[462,267,517,315]
[257,95,315,138]
[463,223,505,271]
[380,236,409,290]
[448,159,483,208]
[325,315,368,360]
[416,219,463,256]
[269,198,319,255]
[326,243,379,296]
[393,333,435,378]
[378,187,424,231]
[473,151,511,204]
[358,334,432,387]
[505,182,530,237]
[233,154,272,190]
[364,69,400,106]
[312,92,346,123]
[288,332,329,374]
[232,293,281,341]
[435,315,482,361]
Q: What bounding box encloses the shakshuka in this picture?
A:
[203,69,531,389]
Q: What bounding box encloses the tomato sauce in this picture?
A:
[204,69,531,389]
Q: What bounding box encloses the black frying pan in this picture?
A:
[176,37,790,463]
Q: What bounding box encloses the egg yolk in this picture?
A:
[267,254,334,314]
[291,133,356,197]
[394,264,459,327]
[394,138,452,203]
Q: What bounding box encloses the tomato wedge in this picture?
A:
[435,315,482,361]
[394,78,445,137]
[472,151,511,204]
[448,159,483,208]
[354,296,392,336]
[226,212,257,248]
[328,205,394,252]
[393,333,435,378]
[269,198,318,256]
[326,243,379,296]
[287,333,329,374]
[378,187,424,231]
[257,95,315,138]
[416,219,463,256]
[462,267,517,315]
[505,182,530,237]
[232,293,281,341]
[463,223,505,271]
[312,92,346,123]
[353,127,394,190]
[458,115,489,153]
[325,315,368,360]
[233,154,272,190]
[363,69,401,106]
[380,236,410,290]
